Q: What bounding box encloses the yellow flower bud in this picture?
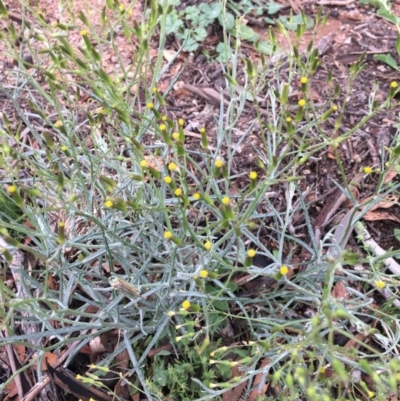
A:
[280,265,289,275]
[203,241,212,251]
[164,231,173,239]
[221,197,230,206]
[181,300,191,310]
[247,249,256,258]
[215,159,224,168]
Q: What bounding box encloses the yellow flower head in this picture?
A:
[247,249,256,258]
[178,118,184,126]
[286,117,292,123]
[391,81,398,88]
[363,166,373,174]
[140,160,148,168]
[200,127,206,133]
[80,30,87,36]
[174,188,183,197]
[167,310,175,317]
[298,99,306,107]
[104,200,113,208]
[221,197,230,206]
[300,77,308,84]
[161,115,167,121]
[193,192,201,200]
[159,124,167,131]
[147,102,154,109]
[199,270,209,278]
[280,265,289,275]
[332,105,338,111]
[164,231,173,240]
[54,120,63,128]
[172,132,180,141]
[61,145,67,151]
[164,176,172,184]
[181,300,191,310]
[249,171,258,180]
[7,185,17,194]
[168,162,178,171]
[152,87,158,94]
[375,280,385,289]
[203,240,212,251]
[215,159,224,168]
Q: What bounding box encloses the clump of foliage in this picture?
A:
[0,0,400,400]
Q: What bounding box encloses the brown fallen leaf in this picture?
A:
[331,281,350,300]
[114,349,131,399]
[383,166,398,184]
[13,343,26,364]
[40,351,58,371]
[222,365,246,401]
[248,357,270,401]
[363,211,400,224]
[344,333,368,349]
[361,194,398,212]
[144,155,167,171]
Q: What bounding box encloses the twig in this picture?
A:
[0,331,24,400]
[354,221,400,275]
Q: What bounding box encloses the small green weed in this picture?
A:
[163,0,282,55]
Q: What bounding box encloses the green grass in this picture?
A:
[0,0,400,400]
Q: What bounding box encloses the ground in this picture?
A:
[1,0,400,400]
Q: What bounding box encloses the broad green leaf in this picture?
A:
[278,14,314,31]
[153,365,167,387]
[359,0,381,6]
[377,8,400,25]
[216,42,233,62]
[212,299,228,311]
[218,12,235,31]
[257,40,274,54]
[265,16,276,24]
[184,6,198,21]
[268,1,283,14]
[182,36,199,51]
[393,145,400,156]
[374,53,398,70]
[208,2,222,19]
[237,24,259,41]
[193,27,207,42]
[165,13,183,34]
